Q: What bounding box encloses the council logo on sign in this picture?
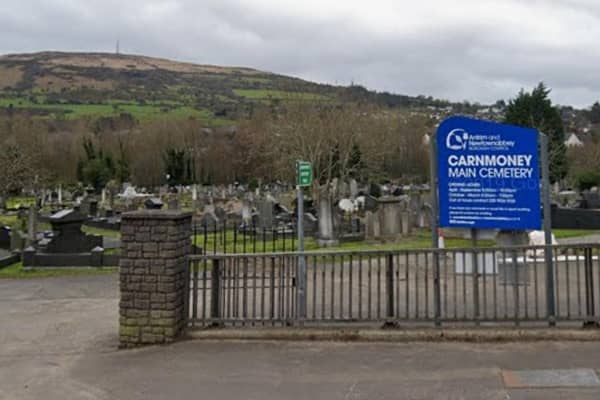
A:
[446,128,469,151]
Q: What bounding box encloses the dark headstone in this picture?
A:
[363,195,379,212]
[303,213,318,234]
[144,197,164,210]
[581,191,600,209]
[45,209,102,253]
[0,226,10,249]
[88,198,98,217]
[369,183,382,198]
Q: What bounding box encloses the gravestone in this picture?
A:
[0,226,10,249]
[26,206,38,247]
[10,229,27,252]
[45,209,102,253]
[257,199,274,229]
[377,197,402,237]
[144,198,163,210]
[495,230,530,285]
[349,179,358,199]
[409,192,423,228]
[167,197,179,210]
[365,211,375,239]
[214,206,227,223]
[581,191,600,209]
[198,211,219,229]
[241,203,252,225]
[317,190,338,246]
[418,205,432,229]
[363,195,379,212]
[303,212,318,234]
[401,211,411,235]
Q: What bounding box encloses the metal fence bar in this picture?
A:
[386,254,394,319]
[188,244,600,327]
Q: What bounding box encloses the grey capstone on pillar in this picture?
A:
[119,210,192,347]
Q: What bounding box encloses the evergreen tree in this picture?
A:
[77,138,116,190]
[504,82,567,182]
[163,148,195,186]
[588,102,600,124]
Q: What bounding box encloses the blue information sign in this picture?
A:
[437,116,541,229]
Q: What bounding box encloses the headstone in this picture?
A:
[317,189,338,246]
[45,209,102,253]
[365,211,375,239]
[167,197,179,210]
[495,230,529,247]
[26,206,38,247]
[369,183,382,198]
[349,179,358,200]
[198,211,219,228]
[553,182,560,195]
[257,199,274,229]
[409,192,423,228]
[582,191,600,209]
[10,229,27,252]
[0,226,10,249]
[495,230,530,285]
[377,197,402,237]
[57,185,63,205]
[88,198,98,217]
[363,195,379,212]
[241,203,252,224]
[401,211,411,235]
[338,180,350,198]
[373,212,381,238]
[303,212,318,234]
[418,205,432,229]
[144,198,164,210]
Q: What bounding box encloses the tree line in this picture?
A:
[0,82,598,203]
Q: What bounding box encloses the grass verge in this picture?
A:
[0,262,117,279]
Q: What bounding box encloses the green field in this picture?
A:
[0,97,233,125]
[233,89,332,101]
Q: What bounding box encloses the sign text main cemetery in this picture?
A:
[437,116,541,230]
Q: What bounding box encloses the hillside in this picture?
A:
[0,51,453,125]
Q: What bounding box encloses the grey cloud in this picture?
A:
[1,0,599,107]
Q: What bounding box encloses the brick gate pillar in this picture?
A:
[119,210,192,347]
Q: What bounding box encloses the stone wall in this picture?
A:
[119,210,192,347]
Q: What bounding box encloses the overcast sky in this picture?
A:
[1,0,599,107]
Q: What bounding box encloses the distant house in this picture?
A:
[564,133,583,147]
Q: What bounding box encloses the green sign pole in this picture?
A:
[295,161,312,320]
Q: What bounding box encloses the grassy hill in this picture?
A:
[0,51,451,126]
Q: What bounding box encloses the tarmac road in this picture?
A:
[2,274,600,400]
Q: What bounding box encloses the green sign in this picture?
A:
[296,161,313,187]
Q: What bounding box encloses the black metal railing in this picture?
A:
[187,244,600,327]
[192,222,297,255]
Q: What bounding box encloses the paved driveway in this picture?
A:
[2,274,600,400]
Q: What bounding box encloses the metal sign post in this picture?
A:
[540,133,555,325]
[429,134,441,325]
[296,161,312,320]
